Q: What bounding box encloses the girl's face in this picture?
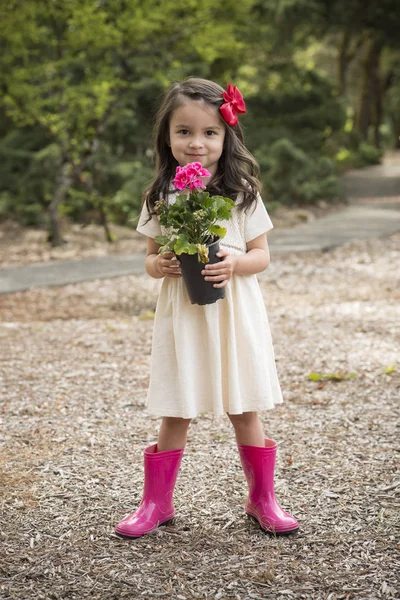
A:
[168,99,226,182]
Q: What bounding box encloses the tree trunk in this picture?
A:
[372,79,383,149]
[395,121,400,149]
[337,30,351,96]
[80,170,114,243]
[380,69,397,149]
[337,30,364,96]
[354,35,384,142]
[98,199,114,243]
[48,160,72,246]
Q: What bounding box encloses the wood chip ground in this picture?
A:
[1,233,399,599]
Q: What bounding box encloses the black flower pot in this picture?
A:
[178,238,225,305]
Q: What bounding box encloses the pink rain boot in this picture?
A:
[115,444,184,538]
[238,439,299,536]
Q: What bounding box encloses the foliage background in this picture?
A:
[0,0,399,244]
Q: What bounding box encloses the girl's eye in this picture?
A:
[179,129,189,135]
[206,130,216,136]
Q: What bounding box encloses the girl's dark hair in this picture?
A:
[144,77,261,213]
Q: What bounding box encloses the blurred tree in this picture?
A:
[257,0,400,146]
[0,0,398,233]
[385,56,400,149]
[0,0,252,243]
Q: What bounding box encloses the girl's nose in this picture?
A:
[189,138,203,148]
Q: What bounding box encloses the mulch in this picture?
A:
[1,233,399,599]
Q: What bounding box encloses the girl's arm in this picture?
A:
[201,233,269,288]
[145,237,182,279]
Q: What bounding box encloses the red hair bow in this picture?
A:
[219,83,246,126]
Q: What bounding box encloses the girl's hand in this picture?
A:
[201,248,236,288]
[157,252,182,278]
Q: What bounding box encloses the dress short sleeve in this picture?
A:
[244,194,273,242]
[136,202,161,239]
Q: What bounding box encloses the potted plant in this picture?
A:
[155,162,234,305]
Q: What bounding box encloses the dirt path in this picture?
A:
[341,151,400,201]
[1,232,399,599]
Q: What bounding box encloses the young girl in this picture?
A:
[115,78,298,538]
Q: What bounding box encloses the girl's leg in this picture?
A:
[227,411,298,536]
[115,417,191,538]
[157,417,192,451]
[227,411,265,447]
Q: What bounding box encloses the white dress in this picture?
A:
[137,193,283,418]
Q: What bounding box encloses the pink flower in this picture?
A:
[173,162,211,191]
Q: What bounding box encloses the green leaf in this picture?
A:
[155,235,172,245]
[139,310,155,320]
[211,197,229,210]
[308,371,358,382]
[308,372,323,381]
[173,234,198,255]
[158,243,175,254]
[209,225,227,238]
[216,205,234,220]
[214,196,235,208]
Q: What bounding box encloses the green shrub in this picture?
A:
[245,65,346,155]
[0,128,61,226]
[334,142,383,172]
[260,138,341,206]
[60,157,154,227]
[108,160,154,225]
[358,142,383,165]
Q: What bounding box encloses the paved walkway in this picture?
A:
[1,157,399,294]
